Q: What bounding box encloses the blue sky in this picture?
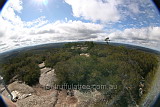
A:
[19,0,74,22]
[0,0,160,53]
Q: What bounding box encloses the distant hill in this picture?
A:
[0,41,159,107]
[0,42,65,63]
[98,42,160,55]
[0,42,159,63]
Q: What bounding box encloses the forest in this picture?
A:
[0,42,159,106]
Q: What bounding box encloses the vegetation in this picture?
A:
[0,41,158,106]
[105,37,110,44]
[0,53,41,85]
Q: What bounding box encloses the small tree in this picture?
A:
[105,37,110,45]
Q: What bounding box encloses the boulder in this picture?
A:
[38,62,45,68]
[2,81,35,97]
[11,90,32,100]
[16,91,58,107]
[80,53,90,57]
[40,67,52,74]
[73,90,104,107]
[39,69,56,88]
[55,90,104,107]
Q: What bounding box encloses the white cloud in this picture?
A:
[9,0,23,12]
[24,20,105,44]
[65,0,122,23]
[1,0,23,24]
[0,0,105,53]
[65,0,159,24]
[0,0,160,53]
[128,3,141,14]
[108,27,160,50]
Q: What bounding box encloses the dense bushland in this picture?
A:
[0,42,158,106]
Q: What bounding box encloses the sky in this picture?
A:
[0,0,160,53]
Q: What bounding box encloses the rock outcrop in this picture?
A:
[38,62,45,68]
[38,62,56,88]
[1,82,104,107]
[40,67,52,74]
[39,69,56,88]
[2,81,35,96]
[0,62,105,107]
[55,90,104,107]
[16,91,58,107]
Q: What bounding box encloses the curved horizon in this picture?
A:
[0,0,160,53]
[0,41,159,55]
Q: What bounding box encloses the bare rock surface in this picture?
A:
[16,91,58,107]
[55,90,103,107]
[73,90,104,107]
[2,82,104,107]
[38,62,45,68]
[1,62,105,107]
[39,69,56,88]
[2,81,35,97]
[40,67,52,74]
[39,62,56,88]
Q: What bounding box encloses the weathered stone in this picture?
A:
[16,91,58,107]
[40,67,52,74]
[39,69,56,88]
[38,62,45,68]
[80,53,90,57]
[2,81,35,97]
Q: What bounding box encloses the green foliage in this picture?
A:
[129,51,158,77]
[0,42,158,106]
[55,56,98,85]
[45,51,73,67]
[54,43,158,106]
[0,52,40,85]
[105,37,110,44]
